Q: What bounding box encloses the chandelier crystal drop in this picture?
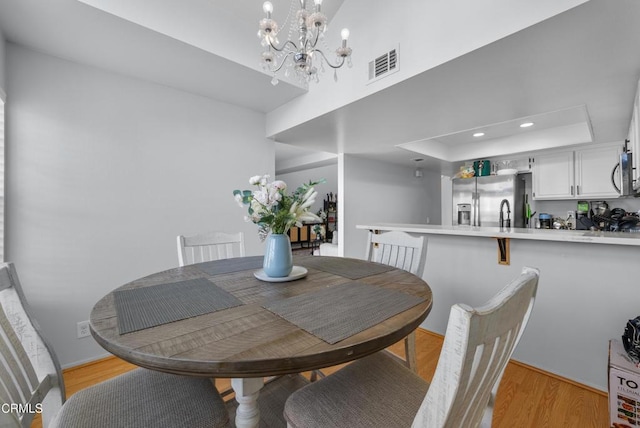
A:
[258,0,352,86]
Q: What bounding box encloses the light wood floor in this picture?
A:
[44,328,607,427]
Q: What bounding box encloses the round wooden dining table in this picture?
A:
[90,255,432,428]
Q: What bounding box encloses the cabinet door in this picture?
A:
[575,144,621,199]
[532,151,575,200]
[632,92,640,189]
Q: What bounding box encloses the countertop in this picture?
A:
[356,223,640,246]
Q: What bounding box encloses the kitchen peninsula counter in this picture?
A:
[353,222,640,393]
[356,223,640,246]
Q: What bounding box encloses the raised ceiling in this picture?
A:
[269,0,640,168]
[0,0,638,171]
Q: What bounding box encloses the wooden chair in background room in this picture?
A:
[284,267,540,428]
[0,262,229,428]
[365,230,427,372]
[177,230,245,266]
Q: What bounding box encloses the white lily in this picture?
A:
[299,190,317,210]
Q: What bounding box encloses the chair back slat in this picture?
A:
[365,231,427,277]
[0,304,41,405]
[0,263,65,427]
[177,231,246,266]
[412,267,539,428]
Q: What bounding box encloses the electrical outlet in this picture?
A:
[77,321,90,339]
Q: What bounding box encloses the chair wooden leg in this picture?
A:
[405,331,417,373]
[309,369,326,382]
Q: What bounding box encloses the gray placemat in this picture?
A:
[301,257,396,279]
[195,256,263,276]
[263,282,425,344]
[114,278,243,334]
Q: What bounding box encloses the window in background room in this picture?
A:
[0,92,5,262]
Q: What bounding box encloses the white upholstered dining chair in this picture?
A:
[284,266,539,428]
[365,230,427,372]
[0,262,229,428]
[177,230,245,266]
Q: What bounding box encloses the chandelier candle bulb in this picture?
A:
[263,1,272,16]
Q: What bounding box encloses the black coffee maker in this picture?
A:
[590,201,610,230]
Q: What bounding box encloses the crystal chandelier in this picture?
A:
[258,0,352,86]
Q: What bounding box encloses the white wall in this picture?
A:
[276,163,338,215]
[5,44,274,367]
[342,155,440,258]
[421,233,639,391]
[0,24,5,92]
[266,0,588,137]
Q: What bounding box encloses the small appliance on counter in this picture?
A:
[590,200,609,217]
[589,201,610,230]
[539,213,552,229]
[607,208,640,232]
[574,198,640,232]
[576,200,589,230]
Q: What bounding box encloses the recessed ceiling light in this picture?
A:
[473,132,485,137]
[520,122,534,128]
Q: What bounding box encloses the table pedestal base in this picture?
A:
[231,377,264,428]
[228,375,310,428]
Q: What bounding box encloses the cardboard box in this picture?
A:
[609,339,640,427]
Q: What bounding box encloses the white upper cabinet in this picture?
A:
[575,144,622,198]
[629,81,640,189]
[532,150,575,200]
[532,144,622,200]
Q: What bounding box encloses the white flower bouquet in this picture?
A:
[234,174,324,241]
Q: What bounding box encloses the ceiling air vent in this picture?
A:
[368,45,399,84]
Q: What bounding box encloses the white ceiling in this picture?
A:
[0,0,639,172]
[0,0,320,112]
[269,0,640,168]
[397,105,594,163]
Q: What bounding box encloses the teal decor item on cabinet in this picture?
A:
[473,160,491,177]
[263,234,293,277]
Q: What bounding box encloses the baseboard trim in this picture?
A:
[415,327,607,397]
[508,359,607,397]
[62,355,119,374]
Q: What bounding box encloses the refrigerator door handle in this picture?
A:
[471,193,475,226]
[473,192,479,227]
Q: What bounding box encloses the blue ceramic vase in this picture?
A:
[263,234,293,277]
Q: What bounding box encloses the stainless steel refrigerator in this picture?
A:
[452,175,525,228]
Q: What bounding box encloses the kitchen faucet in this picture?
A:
[499,199,511,228]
